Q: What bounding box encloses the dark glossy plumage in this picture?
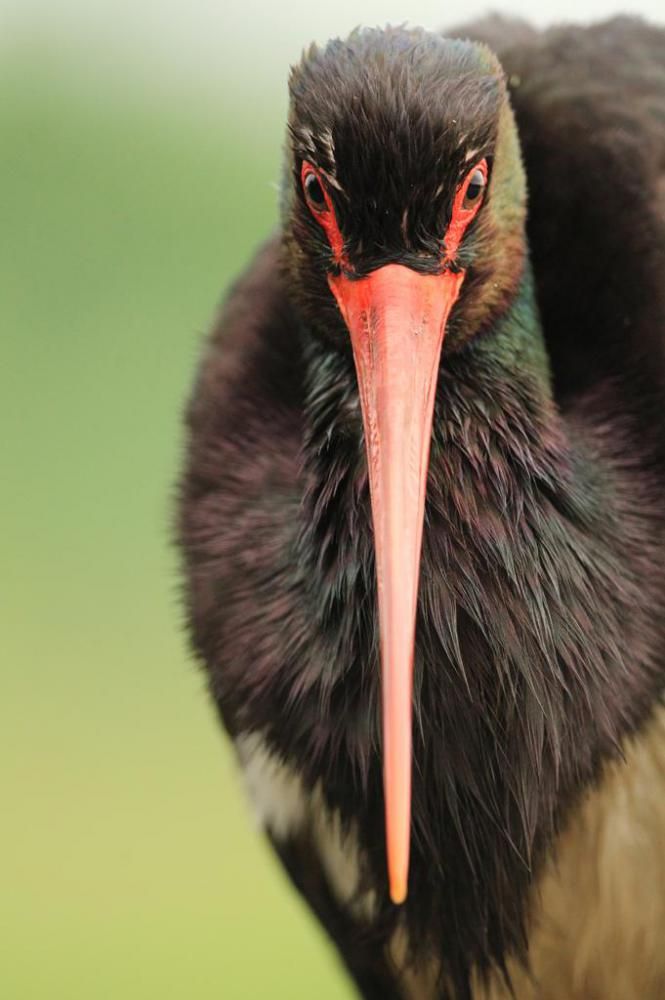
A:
[178,16,665,1000]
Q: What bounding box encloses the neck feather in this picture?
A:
[292,267,662,991]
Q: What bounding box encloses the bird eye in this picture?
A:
[443,158,489,260]
[300,161,345,262]
[304,171,327,212]
[463,167,487,209]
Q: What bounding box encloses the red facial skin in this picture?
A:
[301,162,347,264]
[444,158,488,260]
[301,157,487,904]
[301,157,487,267]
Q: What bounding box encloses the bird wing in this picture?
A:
[269,830,403,999]
[450,16,665,407]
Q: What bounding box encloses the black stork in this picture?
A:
[178,16,665,1000]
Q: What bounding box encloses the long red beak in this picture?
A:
[328,263,464,904]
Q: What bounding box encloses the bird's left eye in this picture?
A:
[463,167,487,209]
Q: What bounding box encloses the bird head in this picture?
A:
[281,27,528,904]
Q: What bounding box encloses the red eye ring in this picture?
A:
[444,158,489,260]
[462,164,488,209]
[300,161,346,264]
[301,162,332,216]
[456,158,488,218]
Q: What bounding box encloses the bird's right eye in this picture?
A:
[301,163,330,216]
[304,172,327,211]
[300,160,345,264]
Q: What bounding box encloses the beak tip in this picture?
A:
[389,870,409,905]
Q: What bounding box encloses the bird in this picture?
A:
[177,16,665,1000]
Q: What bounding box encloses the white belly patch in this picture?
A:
[235,706,665,1000]
[235,731,376,920]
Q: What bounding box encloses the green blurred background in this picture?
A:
[2,1,662,997]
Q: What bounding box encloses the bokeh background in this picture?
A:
[2,1,663,997]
